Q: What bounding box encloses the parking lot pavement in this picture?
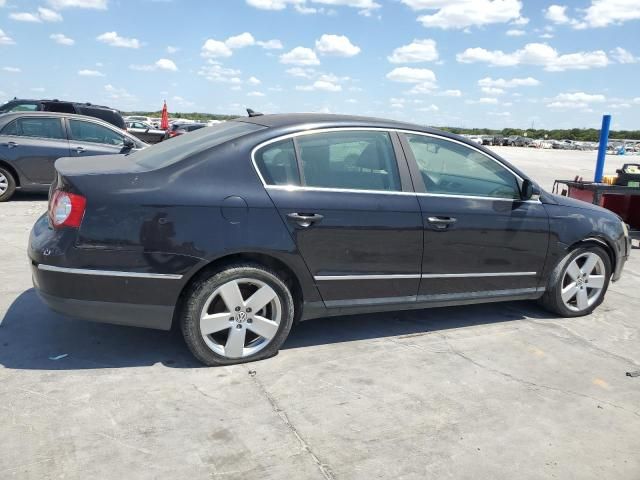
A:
[1,152,639,480]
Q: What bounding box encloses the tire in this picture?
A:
[181,263,295,366]
[538,245,611,317]
[0,166,16,202]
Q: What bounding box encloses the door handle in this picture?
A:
[74,146,85,154]
[427,216,457,230]
[4,141,18,149]
[287,213,324,228]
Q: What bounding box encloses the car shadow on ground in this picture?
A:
[4,192,49,202]
[0,288,557,370]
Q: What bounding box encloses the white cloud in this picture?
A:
[478,97,498,104]
[286,67,316,77]
[401,0,523,30]
[297,79,342,91]
[506,29,525,36]
[247,91,266,97]
[97,32,141,49]
[388,39,438,63]
[0,29,14,45]
[256,39,283,49]
[50,33,74,45]
[9,12,42,22]
[198,63,242,83]
[386,66,436,83]
[478,76,540,88]
[130,58,178,72]
[315,34,360,57]
[172,96,195,108]
[457,43,609,71]
[78,69,104,76]
[545,5,571,24]
[201,39,232,58]
[248,76,261,85]
[418,104,439,112]
[166,45,179,54]
[38,7,63,21]
[3,66,20,73]
[547,91,606,109]
[225,32,255,49]
[47,0,107,8]
[610,47,638,64]
[581,0,640,28]
[246,0,381,16]
[280,46,320,65]
[481,87,505,95]
[440,89,462,97]
[103,84,136,104]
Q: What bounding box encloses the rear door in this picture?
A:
[0,116,70,184]
[67,118,126,157]
[254,128,423,307]
[399,132,549,299]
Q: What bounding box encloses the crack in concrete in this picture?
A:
[247,369,336,480]
[435,332,640,419]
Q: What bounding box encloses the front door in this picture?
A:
[399,132,549,299]
[67,119,126,157]
[254,129,423,307]
[0,116,70,184]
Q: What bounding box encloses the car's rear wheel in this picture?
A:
[539,246,611,317]
[181,264,295,366]
[0,166,16,202]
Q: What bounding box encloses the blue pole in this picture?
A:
[594,114,611,183]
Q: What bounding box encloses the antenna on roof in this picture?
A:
[247,108,263,117]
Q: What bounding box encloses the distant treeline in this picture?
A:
[123,111,639,142]
[437,127,640,142]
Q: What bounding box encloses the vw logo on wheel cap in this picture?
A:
[237,311,247,322]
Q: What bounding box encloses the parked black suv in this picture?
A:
[0,98,125,130]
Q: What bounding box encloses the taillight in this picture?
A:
[49,190,86,228]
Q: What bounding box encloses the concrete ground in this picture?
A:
[1,148,639,480]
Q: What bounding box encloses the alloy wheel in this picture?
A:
[0,172,8,195]
[199,278,282,359]
[560,252,606,312]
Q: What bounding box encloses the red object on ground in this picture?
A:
[160,101,169,130]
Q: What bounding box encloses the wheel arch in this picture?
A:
[171,252,306,329]
[0,159,20,186]
[569,236,616,272]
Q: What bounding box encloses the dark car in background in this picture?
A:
[28,113,630,366]
[125,121,166,144]
[0,112,146,201]
[164,122,207,140]
[0,98,126,130]
[504,135,531,147]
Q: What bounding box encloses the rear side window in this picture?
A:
[7,117,66,139]
[296,130,401,192]
[254,139,300,186]
[69,119,124,146]
[77,107,125,129]
[132,121,265,169]
[3,102,39,113]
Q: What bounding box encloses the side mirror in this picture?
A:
[521,179,541,201]
[122,137,135,151]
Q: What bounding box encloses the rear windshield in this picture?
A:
[132,120,264,169]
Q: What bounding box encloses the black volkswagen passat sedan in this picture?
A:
[29,114,631,366]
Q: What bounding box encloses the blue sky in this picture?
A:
[0,0,639,129]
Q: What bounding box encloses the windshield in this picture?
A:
[131,120,264,169]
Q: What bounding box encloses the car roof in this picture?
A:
[4,98,117,111]
[237,113,435,132]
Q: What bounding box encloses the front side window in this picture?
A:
[69,119,124,146]
[255,139,300,186]
[405,134,520,199]
[297,130,401,192]
[11,118,65,140]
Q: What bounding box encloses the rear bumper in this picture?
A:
[31,263,176,330]
[37,290,174,330]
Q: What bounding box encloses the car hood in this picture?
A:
[546,192,621,218]
[55,153,148,176]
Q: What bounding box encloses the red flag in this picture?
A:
[160,100,169,130]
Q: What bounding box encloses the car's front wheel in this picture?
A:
[539,246,611,317]
[0,166,16,202]
[181,264,295,366]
